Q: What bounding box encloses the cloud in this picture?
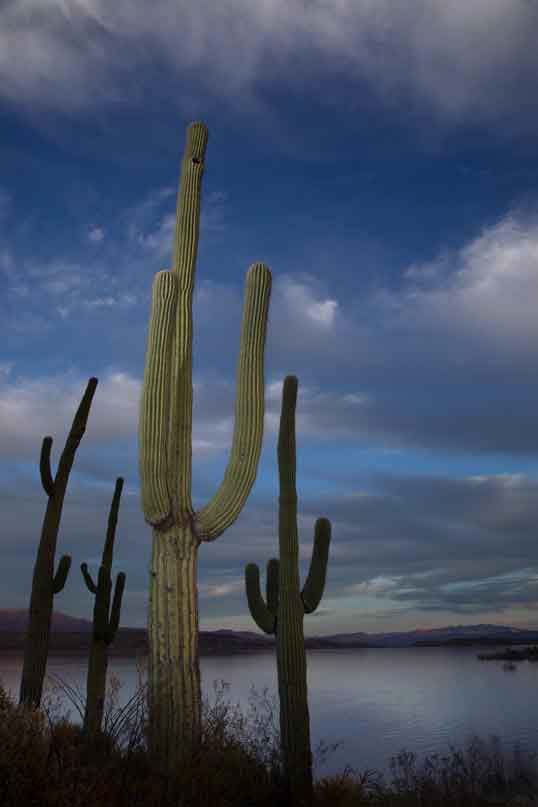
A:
[395,204,538,359]
[2,0,538,141]
[4,197,538,459]
[88,226,104,243]
[127,186,228,259]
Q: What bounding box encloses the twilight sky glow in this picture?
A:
[2,0,538,636]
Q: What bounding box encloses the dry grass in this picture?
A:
[0,654,538,806]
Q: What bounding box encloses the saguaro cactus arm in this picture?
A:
[301,518,331,613]
[138,272,178,529]
[39,437,54,497]
[196,262,272,542]
[81,563,98,594]
[52,556,71,594]
[245,562,277,635]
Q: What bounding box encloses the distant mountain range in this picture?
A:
[1,609,538,656]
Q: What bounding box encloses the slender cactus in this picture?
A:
[19,377,98,710]
[81,476,126,740]
[138,121,272,780]
[245,375,332,807]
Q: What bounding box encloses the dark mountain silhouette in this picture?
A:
[1,609,538,656]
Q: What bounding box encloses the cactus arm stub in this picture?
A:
[52,555,71,594]
[301,518,331,614]
[196,263,272,541]
[245,563,277,635]
[39,437,55,497]
[81,563,98,593]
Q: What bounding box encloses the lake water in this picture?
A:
[2,646,538,787]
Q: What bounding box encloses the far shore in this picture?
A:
[477,645,538,662]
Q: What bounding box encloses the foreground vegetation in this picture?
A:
[1,654,538,807]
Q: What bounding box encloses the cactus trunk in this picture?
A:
[19,377,98,710]
[245,376,332,806]
[276,508,313,803]
[84,640,108,736]
[146,528,201,770]
[138,121,272,782]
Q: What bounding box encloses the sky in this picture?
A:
[2,0,538,637]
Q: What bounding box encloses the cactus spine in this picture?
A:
[245,375,332,807]
[19,377,98,710]
[138,121,272,778]
[81,476,126,740]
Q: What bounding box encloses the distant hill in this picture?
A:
[319,623,538,648]
[1,609,538,656]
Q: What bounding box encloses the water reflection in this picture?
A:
[1,646,538,782]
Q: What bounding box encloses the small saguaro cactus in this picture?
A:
[19,377,99,711]
[245,375,332,807]
[138,120,272,780]
[81,476,126,740]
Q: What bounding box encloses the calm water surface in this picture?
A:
[2,646,538,784]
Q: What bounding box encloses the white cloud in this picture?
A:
[1,0,537,136]
[127,185,228,259]
[3,195,538,468]
[281,279,338,328]
[388,205,538,358]
[199,578,244,599]
[347,575,403,595]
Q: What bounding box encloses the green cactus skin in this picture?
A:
[81,476,126,740]
[245,375,332,807]
[19,377,98,710]
[138,121,272,779]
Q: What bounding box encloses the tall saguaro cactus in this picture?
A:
[81,476,126,740]
[19,377,99,710]
[138,121,272,778]
[245,375,332,807]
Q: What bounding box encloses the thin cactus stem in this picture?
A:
[19,377,98,711]
[245,375,332,806]
[138,121,272,781]
[81,477,126,739]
